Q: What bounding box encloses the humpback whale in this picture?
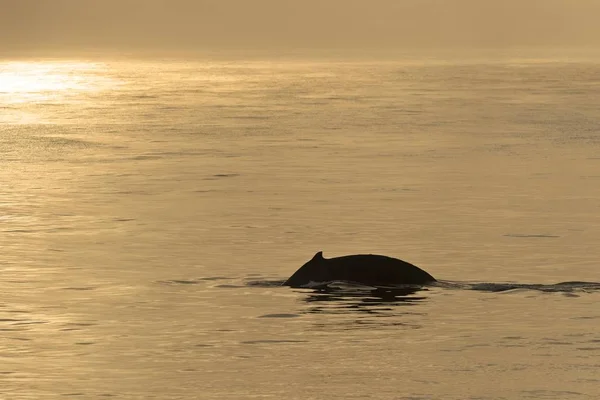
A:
[283,251,436,288]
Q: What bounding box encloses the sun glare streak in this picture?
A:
[0,61,119,124]
[0,65,82,93]
[0,61,116,102]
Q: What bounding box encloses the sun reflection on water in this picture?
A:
[0,61,118,123]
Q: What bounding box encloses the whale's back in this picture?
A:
[284,252,436,288]
[327,254,436,286]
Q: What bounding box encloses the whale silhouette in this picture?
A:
[283,251,436,288]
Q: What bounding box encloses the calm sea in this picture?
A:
[1,54,599,399]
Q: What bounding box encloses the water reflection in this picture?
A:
[298,283,429,315]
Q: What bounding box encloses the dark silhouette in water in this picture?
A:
[283,251,436,288]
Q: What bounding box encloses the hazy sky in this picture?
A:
[2,0,599,55]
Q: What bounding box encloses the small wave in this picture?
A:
[245,279,287,287]
[157,277,232,285]
[203,173,240,180]
[257,314,300,318]
[503,233,560,238]
[241,339,307,345]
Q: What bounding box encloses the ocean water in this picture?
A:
[1,55,599,399]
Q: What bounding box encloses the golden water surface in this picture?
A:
[1,56,599,399]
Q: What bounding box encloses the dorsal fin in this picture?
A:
[312,251,324,261]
